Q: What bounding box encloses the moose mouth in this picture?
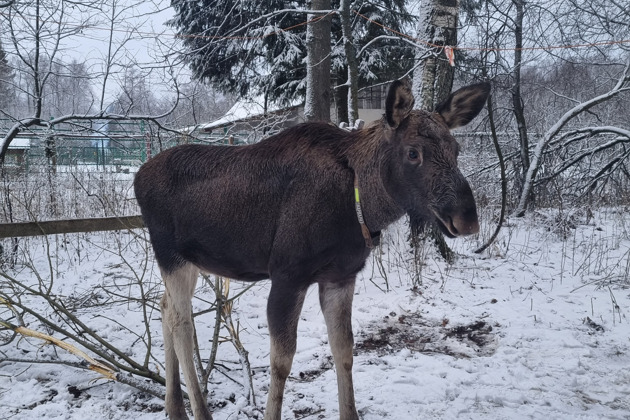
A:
[431,210,479,238]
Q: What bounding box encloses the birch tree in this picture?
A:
[412,0,459,111]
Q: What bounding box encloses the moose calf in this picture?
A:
[134,79,490,420]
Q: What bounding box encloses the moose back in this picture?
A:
[134,79,490,420]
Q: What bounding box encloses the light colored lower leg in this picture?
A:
[263,285,308,420]
[264,337,295,420]
[319,280,359,420]
[161,264,213,420]
[162,294,189,420]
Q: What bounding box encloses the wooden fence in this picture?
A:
[0,216,144,238]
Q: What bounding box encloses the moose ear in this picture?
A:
[385,78,415,129]
[435,83,490,129]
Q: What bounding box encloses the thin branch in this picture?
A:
[475,93,506,254]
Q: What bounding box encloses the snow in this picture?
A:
[7,138,30,149]
[188,96,303,133]
[1,209,629,419]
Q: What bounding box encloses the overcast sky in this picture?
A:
[64,1,177,69]
[0,0,180,106]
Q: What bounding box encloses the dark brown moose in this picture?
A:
[134,79,490,420]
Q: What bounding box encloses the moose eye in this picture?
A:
[407,148,421,163]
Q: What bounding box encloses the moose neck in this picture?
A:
[347,125,407,233]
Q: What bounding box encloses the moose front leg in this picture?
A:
[319,278,359,420]
[264,283,308,420]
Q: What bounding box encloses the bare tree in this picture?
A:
[46,60,95,117]
[510,0,530,184]
[459,0,630,214]
[0,39,15,114]
[513,63,630,216]
[0,0,181,161]
[166,81,233,128]
[509,0,630,213]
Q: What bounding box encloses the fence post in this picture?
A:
[144,133,151,161]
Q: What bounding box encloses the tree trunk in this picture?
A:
[304,0,331,122]
[334,77,349,124]
[512,0,530,186]
[33,0,43,119]
[339,0,359,125]
[412,0,459,111]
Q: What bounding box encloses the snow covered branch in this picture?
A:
[535,126,630,185]
[513,62,630,216]
[205,8,336,40]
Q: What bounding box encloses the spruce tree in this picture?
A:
[169,1,415,108]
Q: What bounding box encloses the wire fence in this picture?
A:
[0,119,244,173]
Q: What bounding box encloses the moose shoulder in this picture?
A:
[134,79,490,420]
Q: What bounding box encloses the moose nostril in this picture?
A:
[452,213,479,236]
[448,216,459,235]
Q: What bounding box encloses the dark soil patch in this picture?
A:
[355,311,498,358]
[293,406,325,419]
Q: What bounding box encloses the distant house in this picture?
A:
[187,85,388,144]
[355,84,389,123]
[182,96,303,144]
[5,137,30,168]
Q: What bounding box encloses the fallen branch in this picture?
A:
[0,319,117,380]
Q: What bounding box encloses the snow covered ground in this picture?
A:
[1,208,629,419]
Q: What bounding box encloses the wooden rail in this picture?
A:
[0,215,145,238]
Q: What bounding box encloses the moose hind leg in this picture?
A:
[319,279,359,420]
[264,283,308,420]
[161,293,189,419]
[161,264,213,420]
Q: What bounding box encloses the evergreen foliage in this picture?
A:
[169,0,416,105]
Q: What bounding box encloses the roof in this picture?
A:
[9,137,30,149]
[195,96,302,132]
